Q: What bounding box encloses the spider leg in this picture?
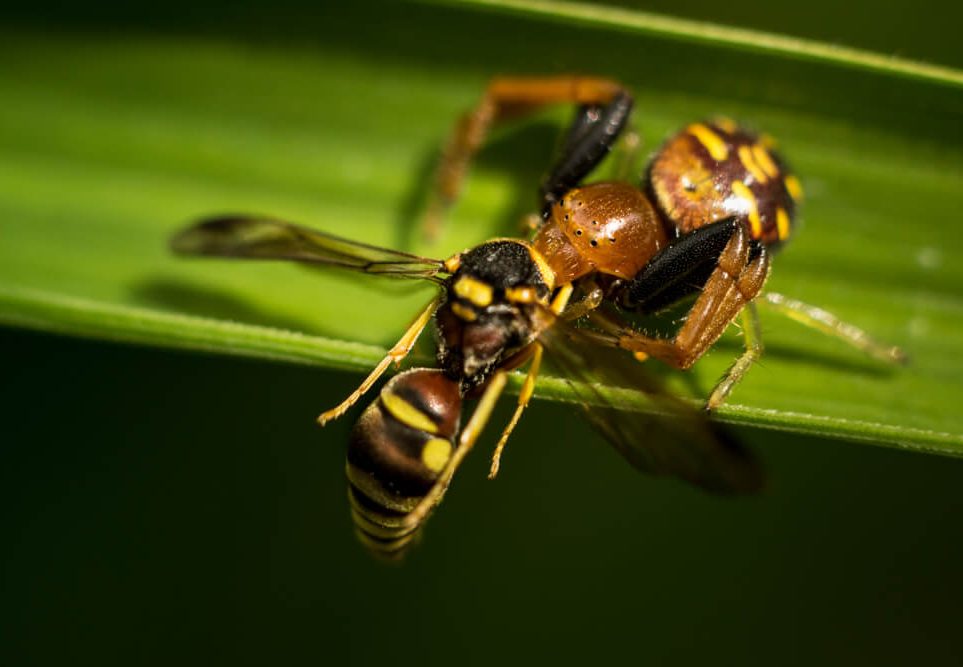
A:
[426,75,632,239]
[595,221,771,407]
[759,292,907,364]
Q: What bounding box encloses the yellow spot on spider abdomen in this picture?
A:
[738,144,769,184]
[752,144,780,179]
[731,180,762,239]
[381,391,438,434]
[713,116,738,134]
[784,174,804,201]
[453,276,493,307]
[776,207,791,241]
[421,438,452,473]
[687,123,729,161]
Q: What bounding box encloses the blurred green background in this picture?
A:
[2,1,963,664]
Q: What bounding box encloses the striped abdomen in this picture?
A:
[346,369,462,559]
[647,119,802,247]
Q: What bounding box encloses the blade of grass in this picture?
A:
[432,0,963,87]
[0,0,961,456]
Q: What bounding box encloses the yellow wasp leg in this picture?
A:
[317,294,441,426]
[488,343,543,479]
[559,281,604,322]
[488,284,573,479]
[401,370,509,530]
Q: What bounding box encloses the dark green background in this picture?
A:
[3,1,962,664]
[5,326,963,665]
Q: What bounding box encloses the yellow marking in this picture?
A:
[784,174,804,201]
[550,284,574,315]
[731,180,762,238]
[776,207,791,241]
[528,246,556,291]
[450,302,477,322]
[421,438,452,473]
[317,295,440,426]
[347,489,410,530]
[759,133,777,149]
[489,344,543,479]
[346,463,419,513]
[380,391,438,434]
[633,351,649,362]
[400,371,508,531]
[453,276,493,307]
[505,286,537,303]
[752,144,780,179]
[713,116,737,134]
[687,123,729,161]
[444,255,461,273]
[738,144,769,184]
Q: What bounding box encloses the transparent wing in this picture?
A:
[171,216,447,281]
[538,310,764,495]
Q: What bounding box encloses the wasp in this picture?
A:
[172,76,904,558]
[171,215,759,558]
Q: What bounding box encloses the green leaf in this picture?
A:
[1,1,962,456]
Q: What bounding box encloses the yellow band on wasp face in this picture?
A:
[450,302,477,322]
[453,276,494,307]
[505,286,537,304]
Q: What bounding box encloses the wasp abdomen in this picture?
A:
[346,369,462,559]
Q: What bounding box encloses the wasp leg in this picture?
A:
[759,292,907,364]
[600,224,771,405]
[426,75,631,239]
[487,282,577,477]
[560,280,605,321]
[401,370,509,530]
[488,343,543,479]
[706,302,764,410]
[317,295,441,426]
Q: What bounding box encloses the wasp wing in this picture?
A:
[171,216,447,281]
[538,313,764,495]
